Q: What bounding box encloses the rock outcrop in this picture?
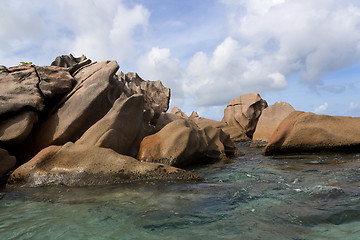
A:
[0,64,75,149]
[0,148,16,180]
[264,111,360,155]
[138,119,236,168]
[252,101,295,147]
[8,142,202,187]
[222,93,268,140]
[19,61,122,161]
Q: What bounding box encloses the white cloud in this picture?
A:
[183,37,288,106]
[181,0,360,106]
[0,0,150,67]
[314,102,329,114]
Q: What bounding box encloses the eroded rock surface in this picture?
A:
[0,65,44,116]
[51,54,91,75]
[19,61,122,161]
[223,93,268,139]
[8,142,202,187]
[120,72,170,124]
[264,111,360,155]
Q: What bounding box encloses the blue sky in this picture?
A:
[1,0,360,120]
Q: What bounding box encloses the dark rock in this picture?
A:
[36,66,75,98]
[0,148,16,179]
[51,54,91,75]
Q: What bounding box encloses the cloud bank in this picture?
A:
[1,0,360,117]
[184,0,360,106]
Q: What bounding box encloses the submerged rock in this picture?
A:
[8,142,202,187]
[222,93,268,140]
[264,111,360,155]
[252,101,295,147]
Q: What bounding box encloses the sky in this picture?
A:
[1,0,360,120]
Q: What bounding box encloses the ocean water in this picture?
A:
[1,143,360,240]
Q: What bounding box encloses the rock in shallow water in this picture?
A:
[8,142,202,187]
[264,111,360,155]
[252,101,295,147]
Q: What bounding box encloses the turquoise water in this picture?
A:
[1,143,360,239]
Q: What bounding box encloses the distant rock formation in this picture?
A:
[222,93,268,140]
[264,111,360,155]
[252,101,295,147]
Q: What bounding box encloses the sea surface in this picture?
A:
[1,143,360,239]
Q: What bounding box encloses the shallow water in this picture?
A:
[1,143,360,239]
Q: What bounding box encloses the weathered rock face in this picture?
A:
[0,65,75,116]
[0,148,16,180]
[264,111,360,155]
[36,66,75,98]
[19,61,122,161]
[0,65,44,116]
[51,54,91,75]
[120,72,170,124]
[76,94,145,157]
[223,93,268,139]
[0,65,75,149]
[138,119,236,168]
[252,101,295,147]
[8,142,202,187]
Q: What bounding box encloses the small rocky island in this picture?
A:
[1,54,360,187]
